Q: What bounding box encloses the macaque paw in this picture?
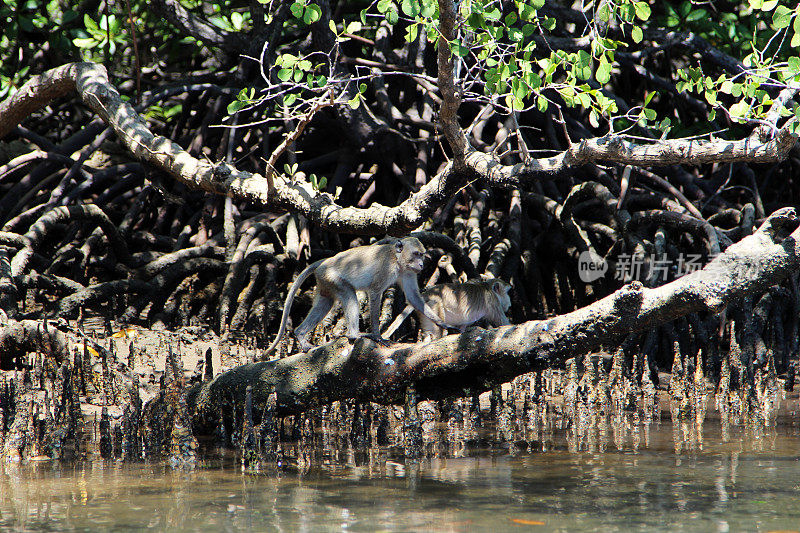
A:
[295,337,313,352]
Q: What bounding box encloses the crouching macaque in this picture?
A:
[383,278,512,341]
[267,237,448,353]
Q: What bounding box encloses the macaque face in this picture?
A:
[409,248,425,272]
[398,238,427,273]
[495,281,512,312]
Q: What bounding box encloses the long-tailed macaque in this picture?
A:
[267,237,448,353]
[383,278,512,340]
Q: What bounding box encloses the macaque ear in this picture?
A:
[493,280,503,294]
[493,280,510,295]
[395,241,404,254]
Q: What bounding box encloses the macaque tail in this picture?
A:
[382,304,415,339]
[266,259,324,354]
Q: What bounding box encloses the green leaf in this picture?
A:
[531,0,545,8]
[596,60,612,84]
[621,3,635,23]
[318,176,327,190]
[536,95,550,113]
[346,21,362,33]
[788,56,800,76]
[329,20,338,33]
[748,0,763,9]
[485,7,502,21]
[401,0,420,17]
[597,2,611,22]
[522,23,536,37]
[761,0,778,10]
[231,11,243,30]
[281,54,298,68]
[348,94,361,109]
[277,69,292,81]
[589,109,600,128]
[450,42,469,57]
[519,3,537,21]
[386,7,399,24]
[575,50,592,80]
[304,4,321,24]
[686,9,707,23]
[227,100,246,114]
[72,37,98,48]
[509,28,523,42]
[631,26,643,43]
[729,101,749,120]
[283,93,297,106]
[377,0,393,13]
[290,1,304,19]
[406,23,418,42]
[772,5,792,29]
[512,80,526,100]
[634,1,651,20]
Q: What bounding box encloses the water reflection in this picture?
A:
[2,389,800,532]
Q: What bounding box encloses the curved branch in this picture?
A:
[1,62,796,236]
[10,204,131,277]
[54,280,153,317]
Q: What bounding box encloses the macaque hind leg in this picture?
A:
[339,284,363,341]
[294,293,334,351]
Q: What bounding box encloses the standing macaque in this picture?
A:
[383,279,512,341]
[267,237,447,353]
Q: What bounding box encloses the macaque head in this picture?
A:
[395,237,427,273]
[492,279,512,311]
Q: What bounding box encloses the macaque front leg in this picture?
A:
[364,291,392,346]
[340,285,362,341]
[400,275,451,331]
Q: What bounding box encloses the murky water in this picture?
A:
[2,412,800,532]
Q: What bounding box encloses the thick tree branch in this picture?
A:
[436,0,469,159]
[1,62,796,236]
